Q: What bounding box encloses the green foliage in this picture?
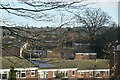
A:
[8,65,17,80]
[55,72,63,78]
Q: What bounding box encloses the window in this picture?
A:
[72,71,75,76]
[31,70,35,76]
[61,71,68,77]
[39,71,44,79]
[0,74,1,79]
[21,73,26,77]
[45,71,48,78]
[81,54,83,56]
[84,72,86,78]
[65,71,68,77]
[62,71,65,77]
[20,71,26,78]
[100,71,104,74]
[95,71,100,78]
[0,74,8,79]
[89,72,93,77]
[79,72,84,75]
[2,74,7,79]
[31,72,35,76]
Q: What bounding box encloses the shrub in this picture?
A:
[8,65,17,80]
[55,72,63,78]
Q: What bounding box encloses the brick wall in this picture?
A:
[48,71,53,78]
[75,54,89,60]
[68,70,76,78]
[16,69,38,80]
[75,53,97,60]
[26,70,38,78]
[76,71,109,78]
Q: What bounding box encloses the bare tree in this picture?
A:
[0,0,89,34]
[0,0,88,23]
[76,8,111,41]
[0,0,89,58]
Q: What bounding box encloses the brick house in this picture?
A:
[0,57,109,79]
[15,68,38,80]
[0,69,10,80]
[76,69,109,78]
[0,68,109,80]
[0,68,38,80]
[26,50,47,58]
[38,68,78,79]
[75,53,97,60]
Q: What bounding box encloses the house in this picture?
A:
[0,68,38,80]
[76,69,109,78]
[0,68,109,80]
[47,48,75,60]
[38,68,109,79]
[0,69,10,80]
[37,58,109,79]
[0,56,110,79]
[0,56,38,80]
[72,43,89,48]
[75,53,89,60]
[89,53,97,59]
[15,68,38,80]
[75,53,97,60]
[25,50,47,58]
[38,68,78,79]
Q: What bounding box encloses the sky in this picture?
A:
[93,0,118,24]
[0,0,119,27]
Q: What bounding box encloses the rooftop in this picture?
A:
[76,53,97,55]
[0,56,35,69]
[0,56,109,70]
[46,58,109,70]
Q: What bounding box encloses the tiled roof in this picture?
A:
[0,56,109,70]
[0,56,35,69]
[48,59,109,70]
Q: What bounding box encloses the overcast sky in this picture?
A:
[0,0,119,27]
